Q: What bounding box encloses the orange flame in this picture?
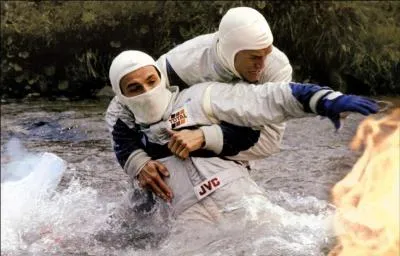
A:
[329,108,400,256]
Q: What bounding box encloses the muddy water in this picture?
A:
[1,97,397,256]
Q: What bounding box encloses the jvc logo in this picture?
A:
[198,178,220,196]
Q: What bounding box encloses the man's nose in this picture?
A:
[255,59,264,69]
[143,83,154,92]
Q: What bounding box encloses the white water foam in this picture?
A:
[150,193,335,256]
[1,138,336,255]
[1,139,109,255]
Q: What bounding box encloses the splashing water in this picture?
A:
[1,138,108,255]
[0,138,172,256]
[1,138,336,256]
[152,193,335,256]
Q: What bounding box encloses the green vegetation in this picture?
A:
[1,1,399,99]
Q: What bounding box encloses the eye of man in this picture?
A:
[250,55,262,60]
[146,75,158,86]
[126,83,143,92]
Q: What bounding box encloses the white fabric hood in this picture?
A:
[217,7,274,78]
[109,50,159,97]
[109,50,171,124]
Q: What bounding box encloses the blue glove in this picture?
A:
[317,95,379,130]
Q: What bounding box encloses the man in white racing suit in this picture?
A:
[106,7,293,201]
[107,50,378,235]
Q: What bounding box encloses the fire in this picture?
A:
[329,108,400,256]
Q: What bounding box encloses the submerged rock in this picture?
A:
[8,118,87,142]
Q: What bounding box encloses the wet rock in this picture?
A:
[8,118,88,142]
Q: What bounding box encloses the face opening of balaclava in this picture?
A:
[109,50,171,124]
[217,7,274,79]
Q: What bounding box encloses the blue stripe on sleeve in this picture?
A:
[289,82,331,113]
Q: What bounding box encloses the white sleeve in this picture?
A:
[199,124,223,154]
[203,82,313,128]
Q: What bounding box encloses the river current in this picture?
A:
[0,97,392,256]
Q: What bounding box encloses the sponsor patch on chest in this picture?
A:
[168,106,189,129]
[194,174,224,200]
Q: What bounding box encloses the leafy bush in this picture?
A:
[1,1,399,99]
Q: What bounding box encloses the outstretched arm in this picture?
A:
[205,81,378,128]
[167,82,377,161]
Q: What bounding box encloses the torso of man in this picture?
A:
[137,84,265,217]
[156,32,292,88]
[136,77,308,220]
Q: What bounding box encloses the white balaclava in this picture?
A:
[109,50,172,124]
[217,7,274,78]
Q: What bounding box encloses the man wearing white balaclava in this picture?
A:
[105,50,377,243]
[156,7,291,85]
[109,50,172,124]
[106,7,292,201]
[217,6,274,79]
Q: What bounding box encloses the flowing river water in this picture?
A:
[0,97,397,256]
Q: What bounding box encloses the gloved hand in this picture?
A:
[317,94,379,130]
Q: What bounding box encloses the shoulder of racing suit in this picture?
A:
[156,33,233,89]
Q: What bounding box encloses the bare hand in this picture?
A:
[167,129,205,159]
[137,160,173,202]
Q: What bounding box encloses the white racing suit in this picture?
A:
[106,32,293,178]
[156,33,292,88]
[115,81,332,228]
